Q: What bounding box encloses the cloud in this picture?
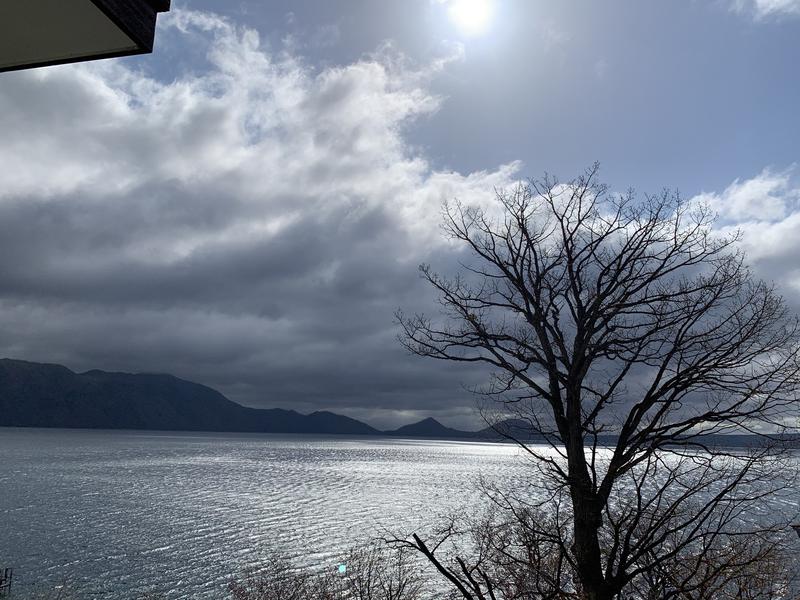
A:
[729,0,800,20]
[6,9,795,431]
[692,167,800,301]
[695,166,799,223]
[593,59,608,80]
[0,10,519,429]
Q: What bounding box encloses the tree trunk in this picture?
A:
[566,422,612,600]
[570,476,612,600]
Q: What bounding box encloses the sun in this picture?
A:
[447,0,494,36]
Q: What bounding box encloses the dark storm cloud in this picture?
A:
[0,10,514,429]
[1,9,798,430]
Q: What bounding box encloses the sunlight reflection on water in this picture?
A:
[2,429,797,598]
[1,428,532,598]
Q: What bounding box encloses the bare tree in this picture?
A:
[228,544,424,600]
[396,165,800,600]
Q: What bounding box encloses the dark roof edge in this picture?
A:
[146,0,171,12]
[91,0,164,52]
[0,47,148,74]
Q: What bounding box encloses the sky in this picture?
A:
[1,0,800,429]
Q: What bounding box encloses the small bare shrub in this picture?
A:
[228,544,424,600]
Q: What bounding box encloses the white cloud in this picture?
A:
[594,59,609,80]
[696,167,798,223]
[0,10,512,254]
[730,0,800,19]
[692,168,800,300]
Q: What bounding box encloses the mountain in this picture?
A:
[2,359,788,447]
[477,418,546,440]
[384,417,475,439]
[303,410,378,435]
[0,358,379,435]
[474,418,800,449]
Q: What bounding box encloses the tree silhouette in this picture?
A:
[396,165,800,600]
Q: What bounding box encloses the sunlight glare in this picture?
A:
[447,0,494,36]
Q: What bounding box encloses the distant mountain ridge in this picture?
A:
[1,359,792,447]
[385,416,475,439]
[0,358,379,435]
[0,358,547,439]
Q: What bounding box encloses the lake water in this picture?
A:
[2,428,799,599]
[1,428,533,599]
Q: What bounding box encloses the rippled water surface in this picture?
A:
[1,428,532,598]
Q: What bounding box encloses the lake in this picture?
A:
[3,428,799,599]
[1,428,533,598]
